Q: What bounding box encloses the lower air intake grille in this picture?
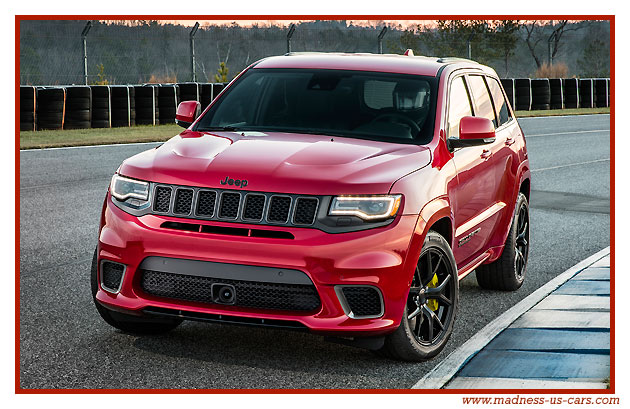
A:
[140,270,321,311]
[341,286,383,317]
[101,261,125,292]
[153,186,172,212]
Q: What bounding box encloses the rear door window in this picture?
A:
[486,77,511,126]
[467,75,497,127]
[447,76,473,138]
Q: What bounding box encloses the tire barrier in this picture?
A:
[90,85,111,128]
[514,78,531,111]
[135,85,159,125]
[549,79,563,110]
[500,79,515,111]
[20,86,36,131]
[157,84,179,124]
[111,85,135,127]
[36,87,65,130]
[64,86,91,129]
[579,79,594,109]
[595,78,609,108]
[200,83,215,110]
[178,83,200,104]
[530,79,551,110]
[562,78,579,109]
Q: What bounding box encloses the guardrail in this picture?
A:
[19,78,610,132]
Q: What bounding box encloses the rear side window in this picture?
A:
[467,75,497,127]
[486,77,511,126]
[447,77,473,138]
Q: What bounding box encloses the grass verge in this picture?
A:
[20,107,611,149]
[19,124,182,149]
[515,107,610,117]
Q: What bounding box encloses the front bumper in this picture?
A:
[96,194,420,337]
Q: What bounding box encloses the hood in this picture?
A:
[119,130,432,195]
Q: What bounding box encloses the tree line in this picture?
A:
[19,19,610,85]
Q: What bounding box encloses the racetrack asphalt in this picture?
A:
[19,114,610,389]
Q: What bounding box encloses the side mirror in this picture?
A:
[447,116,496,151]
[175,101,201,129]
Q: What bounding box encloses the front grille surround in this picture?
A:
[149,183,321,228]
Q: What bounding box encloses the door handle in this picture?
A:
[480,149,492,160]
[505,137,515,146]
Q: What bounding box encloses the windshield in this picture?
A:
[195,68,438,144]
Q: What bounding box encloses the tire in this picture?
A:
[64,121,91,129]
[476,193,530,291]
[531,104,550,110]
[66,109,90,122]
[377,231,459,361]
[91,119,110,128]
[92,99,109,109]
[20,122,34,131]
[90,249,181,334]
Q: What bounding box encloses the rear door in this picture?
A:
[483,75,522,249]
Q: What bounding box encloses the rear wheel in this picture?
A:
[476,193,530,291]
[378,231,459,361]
[90,249,181,334]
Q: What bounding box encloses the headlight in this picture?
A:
[329,195,402,220]
[110,174,149,202]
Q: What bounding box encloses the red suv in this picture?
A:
[92,52,530,361]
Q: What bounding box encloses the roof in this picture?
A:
[253,52,480,77]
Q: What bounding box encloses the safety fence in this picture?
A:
[19,78,609,132]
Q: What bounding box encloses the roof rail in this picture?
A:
[436,57,478,64]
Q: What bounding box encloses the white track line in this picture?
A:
[412,246,610,389]
[526,129,609,138]
[531,158,610,172]
[518,114,610,120]
[20,141,162,152]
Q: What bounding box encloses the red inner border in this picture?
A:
[14,14,616,395]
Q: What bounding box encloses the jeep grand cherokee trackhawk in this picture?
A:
[92,52,530,361]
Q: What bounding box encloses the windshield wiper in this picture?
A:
[197,125,240,132]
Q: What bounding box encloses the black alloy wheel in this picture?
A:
[378,231,459,361]
[514,198,530,281]
[407,247,456,346]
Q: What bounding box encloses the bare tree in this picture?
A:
[524,21,544,69]
[524,20,586,69]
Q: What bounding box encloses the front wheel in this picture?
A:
[476,192,530,291]
[378,231,459,361]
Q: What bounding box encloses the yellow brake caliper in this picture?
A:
[427,273,439,311]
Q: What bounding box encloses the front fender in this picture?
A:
[400,196,454,289]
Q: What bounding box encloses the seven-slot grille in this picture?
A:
[152,184,319,227]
